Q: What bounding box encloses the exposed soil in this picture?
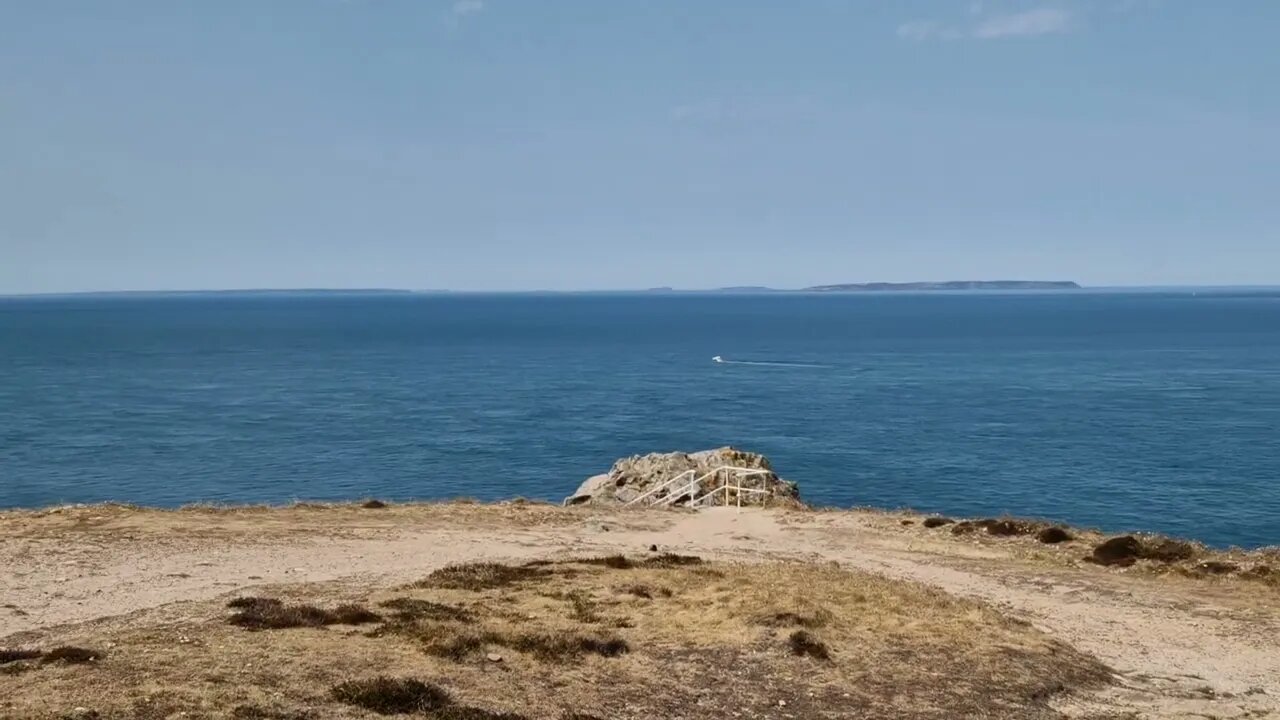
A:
[2,502,1278,719]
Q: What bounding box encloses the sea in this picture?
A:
[2,290,1278,548]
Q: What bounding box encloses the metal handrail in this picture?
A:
[652,466,758,507]
[624,469,695,507]
[689,468,771,507]
[626,465,773,508]
[690,483,771,507]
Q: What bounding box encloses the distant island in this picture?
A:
[10,282,1084,298]
[803,280,1081,292]
[18,288,416,298]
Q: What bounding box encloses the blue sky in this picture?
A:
[2,1,1277,292]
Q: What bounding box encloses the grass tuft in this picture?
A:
[1089,536,1142,566]
[331,676,451,715]
[419,627,628,664]
[618,583,671,600]
[416,562,549,591]
[758,610,830,629]
[1089,536,1203,568]
[0,649,43,665]
[331,604,383,625]
[787,630,831,660]
[566,592,603,623]
[227,597,283,611]
[640,553,703,568]
[1195,561,1239,575]
[379,598,473,623]
[506,632,630,662]
[574,555,634,569]
[227,599,380,630]
[1142,538,1198,563]
[229,604,329,630]
[230,705,315,720]
[422,632,501,662]
[984,519,1038,537]
[1037,527,1074,544]
[41,647,104,664]
[431,707,530,720]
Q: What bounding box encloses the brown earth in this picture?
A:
[2,502,1278,719]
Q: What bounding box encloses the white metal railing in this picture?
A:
[625,466,774,509]
[624,469,696,507]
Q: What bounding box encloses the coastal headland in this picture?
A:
[2,497,1277,719]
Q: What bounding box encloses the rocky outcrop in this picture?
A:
[563,447,801,508]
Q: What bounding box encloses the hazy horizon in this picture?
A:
[10,278,1280,294]
[4,1,1278,294]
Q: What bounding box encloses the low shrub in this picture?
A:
[787,630,831,660]
[330,677,451,715]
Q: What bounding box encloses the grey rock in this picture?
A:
[563,447,802,508]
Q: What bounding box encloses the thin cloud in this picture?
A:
[452,0,484,16]
[973,8,1072,38]
[897,5,1074,41]
[1110,0,1161,11]
[896,20,962,41]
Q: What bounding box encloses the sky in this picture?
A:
[2,1,1278,293]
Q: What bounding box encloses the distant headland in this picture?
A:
[653,280,1083,293]
[803,280,1081,292]
[8,288,418,298]
[8,282,1084,298]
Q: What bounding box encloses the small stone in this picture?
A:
[486,653,503,663]
[777,699,787,707]
[649,544,658,552]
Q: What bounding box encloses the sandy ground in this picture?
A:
[3,502,1278,719]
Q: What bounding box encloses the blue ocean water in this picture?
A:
[2,291,1278,548]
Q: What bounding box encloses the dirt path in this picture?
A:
[3,504,1277,718]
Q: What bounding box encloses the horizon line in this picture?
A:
[5,283,1280,299]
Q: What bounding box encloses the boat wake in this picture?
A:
[712,356,830,369]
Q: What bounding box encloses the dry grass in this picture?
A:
[785,630,831,660]
[1,556,1114,720]
[560,554,702,571]
[330,676,451,714]
[0,649,43,665]
[755,609,831,629]
[229,706,315,720]
[0,499,599,543]
[616,583,671,600]
[226,597,381,630]
[378,598,474,623]
[902,509,1280,587]
[1038,527,1074,544]
[40,647,105,665]
[414,563,551,592]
